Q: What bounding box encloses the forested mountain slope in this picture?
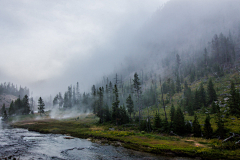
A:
[0,82,30,114]
[52,0,240,126]
[110,0,240,81]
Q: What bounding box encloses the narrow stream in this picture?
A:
[0,118,196,160]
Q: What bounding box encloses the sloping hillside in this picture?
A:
[0,94,18,109]
[106,0,240,83]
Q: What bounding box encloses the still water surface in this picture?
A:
[0,119,195,160]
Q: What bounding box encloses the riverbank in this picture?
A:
[9,114,240,160]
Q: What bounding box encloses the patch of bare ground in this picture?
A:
[185,140,205,147]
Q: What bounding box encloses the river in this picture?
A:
[0,118,196,160]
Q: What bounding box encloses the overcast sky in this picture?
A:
[0,0,168,97]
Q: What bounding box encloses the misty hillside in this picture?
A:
[110,0,240,81]
[53,0,240,114]
[0,82,30,111]
[0,94,18,109]
[142,0,240,49]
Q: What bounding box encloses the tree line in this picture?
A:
[1,96,46,120]
[0,82,29,98]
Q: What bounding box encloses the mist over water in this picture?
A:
[49,107,91,119]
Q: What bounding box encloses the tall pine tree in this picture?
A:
[199,82,207,107]
[22,95,30,115]
[133,72,141,126]
[8,101,14,116]
[126,94,134,118]
[38,97,45,116]
[192,115,202,137]
[203,114,213,139]
[112,84,120,125]
[154,112,162,130]
[173,107,185,135]
[207,79,217,105]
[227,81,240,117]
[170,104,175,122]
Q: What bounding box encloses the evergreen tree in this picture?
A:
[2,104,8,121]
[173,107,185,135]
[68,86,73,108]
[119,105,129,125]
[14,96,22,115]
[203,114,213,139]
[76,82,80,103]
[176,53,181,71]
[227,81,240,117]
[126,94,134,118]
[102,104,111,122]
[170,104,175,122]
[194,89,201,110]
[3,110,8,120]
[139,119,152,132]
[112,84,120,125]
[204,48,208,67]
[211,101,218,114]
[91,85,96,96]
[162,82,168,94]
[96,87,104,123]
[53,95,59,106]
[189,68,195,83]
[215,104,225,139]
[82,92,88,105]
[63,92,69,108]
[212,34,220,62]
[176,75,181,93]
[192,115,202,137]
[183,81,193,109]
[58,92,63,108]
[91,85,97,113]
[73,86,76,105]
[154,112,162,130]
[207,79,217,105]
[160,76,168,121]
[185,121,192,134]
[8,101,14,116]
[162,118,169,132]
[187,104,194,116]
[133,72,141,126]
[22,95,30,115]
[1,104,6,116]
[109,81,113,105]
[170,80,175,96]
[199,82,207,107]
[38,97,45,116]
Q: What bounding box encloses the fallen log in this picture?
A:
[223,133,235,143]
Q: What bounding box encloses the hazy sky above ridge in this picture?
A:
[0,0,168,97]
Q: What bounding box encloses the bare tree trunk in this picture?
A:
[147,106,150,132]
[138,92,141,128]
[155,89,159,113]
[160,76,168,121]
